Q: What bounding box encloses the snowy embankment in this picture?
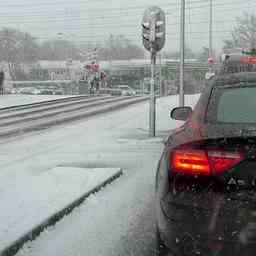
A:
[0,94,200,256]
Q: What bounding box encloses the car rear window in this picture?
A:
[207,86,256,123]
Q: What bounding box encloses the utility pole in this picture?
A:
[209,0,213,58]
[179,0,185,107]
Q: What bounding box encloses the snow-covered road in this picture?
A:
[1,94,199,256]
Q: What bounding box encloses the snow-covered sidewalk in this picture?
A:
[0,94,200,256]
[0,167,122,255]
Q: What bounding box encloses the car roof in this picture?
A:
[219,53,256,73]
[210,72,256,88]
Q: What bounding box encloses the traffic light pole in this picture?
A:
[149,49,156,137]
[142,6,166,137]
[149,14,156,137]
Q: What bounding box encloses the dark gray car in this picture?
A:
[155,72,256,256]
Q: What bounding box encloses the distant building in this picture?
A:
[97,58,208,94]
[30,60,84,81]
[98,58,200,71]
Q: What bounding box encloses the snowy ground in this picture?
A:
[0,94,74,108]
[0,167,122,253]
[0,94,200,256]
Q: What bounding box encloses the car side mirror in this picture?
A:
[170,106,192,121]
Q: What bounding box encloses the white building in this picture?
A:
[35,60,84,81]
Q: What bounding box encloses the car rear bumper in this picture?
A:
[157,191,256,256]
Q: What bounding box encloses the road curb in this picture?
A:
[1,168,123,256]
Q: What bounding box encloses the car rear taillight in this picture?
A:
[171,149,210,175]
[207,151,244,175]
[170,149,244,176]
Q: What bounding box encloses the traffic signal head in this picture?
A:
[141,6,166,53]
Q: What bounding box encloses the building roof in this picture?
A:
[37,60,83,69]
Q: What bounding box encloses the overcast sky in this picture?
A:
[0,0,255,53]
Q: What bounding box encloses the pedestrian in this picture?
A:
[0,70,4,95]
[89,80,94,95]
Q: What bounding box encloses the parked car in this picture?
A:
[52,88,64,95]
[110,89,121,96]
[155,69,256,255]
[11,88,18,94]
[40,88,54,95]
[31,88,42,95]
[19,87,41,95]
[118,85,136,96]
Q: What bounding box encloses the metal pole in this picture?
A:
[209,0,213,58]
[149,13,157,137]
[179,0,185,107]
[149,51,156,137]
[159,53,162,96]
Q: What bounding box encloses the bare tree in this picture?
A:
[163,47,196,59]
[198,47,212,61]
[39,39,82,60]
[223,13,256,52]
[0,28,39,79]
[98,35,145,60]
